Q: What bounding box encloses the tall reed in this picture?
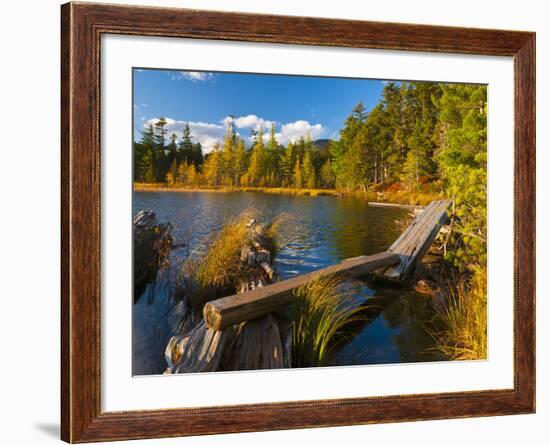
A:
[290,276,367,368]
[433,267,487,360]
[182,211,281,307]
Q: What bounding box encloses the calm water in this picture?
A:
[132,190,440,375]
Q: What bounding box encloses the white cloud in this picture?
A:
[279,120,325,144]
[172,71,216,82]
[223,114,275,132]
[144,116,327,152]
[145,118,226,152]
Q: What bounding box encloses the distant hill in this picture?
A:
[312,139,334,149]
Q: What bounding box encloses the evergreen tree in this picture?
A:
[222,125,234,186]
[178,123,194,163]
[247,126,266,186]
[134,124,155,182]
[233,139,248,186]
[303,150,316,189]
[202,144,222,186]
[320,160,335,188]
[167,133,178,167]
[352,101,368,122]
[151,117,168,181]
[435,84,487,268]
[192,142,203,168]
[330,101,367,188]
[280,142,295,187]
[342,129,369,190]
[153,117,168,148]
[166,154,178,186]
[265,123,280,186]
[293,158,303,189]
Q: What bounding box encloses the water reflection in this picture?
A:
[132,191,441,375]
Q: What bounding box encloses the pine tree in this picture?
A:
[362,104,391,184]
[192,142,203,168]
[152,117,168,182]
[303,150,316,189]
[178,123,194,164]
[202,144,222,186]
[400,122,421,188]
[320,160,335,188]
[153,117,168,149]
[331,103,365,189]
[233,139,248,186]
[187,162,198,186]
[352,101,368,122]
[166,157,178,186]
[265,123,279,186]
[435,84,487,268]
[293,158,303,189]
[222,125,234,186]
[247,126,266,186]
[280,142,295,187]
[167,133,178,170]
[341,129,369,191]
[135,124,155,182]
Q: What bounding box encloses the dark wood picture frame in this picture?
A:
[61,2,536,442]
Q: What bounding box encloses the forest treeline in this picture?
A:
[134,81,487,268]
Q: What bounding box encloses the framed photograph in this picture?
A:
[61,2,535,442]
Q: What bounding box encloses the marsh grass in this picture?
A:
[182,211,283,308]
[195,217,250,290]
[433,267,487,360]
[134,183,443,206]
[290,276,369,368]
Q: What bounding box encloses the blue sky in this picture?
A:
[133,68,387,151]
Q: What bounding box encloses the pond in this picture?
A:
[132,190,441,375]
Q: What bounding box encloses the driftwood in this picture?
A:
[204,252,400,331]
[133,210,173,300]
[221,314,284,371]
[368,201,424,210]
[379,200,451,281]
[165,320,227,373]
[165,219,286,373]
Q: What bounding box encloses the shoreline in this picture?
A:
[133,183,444,206]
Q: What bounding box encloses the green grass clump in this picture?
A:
[194,217,250,291]
[290,276,367,368]
[183,211,282,307]
[434,267,487,360]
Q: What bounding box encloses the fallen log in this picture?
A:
[368,201,424,210]
[221,314,284,371]
[203,251,400,331]
[165,320,227,373]
[133,210,173,301]
[379,200,452,281]
[165,218,287,373]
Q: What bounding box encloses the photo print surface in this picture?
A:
[132,68,487,376]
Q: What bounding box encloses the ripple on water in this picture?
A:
[132,191,441,374]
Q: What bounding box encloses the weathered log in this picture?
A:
[164,320,226,374]
[368,201,424,210]
[221,314,284,371]
[203,251,400,330]
[379,200,451,281]
[133,210,173,301]
[165,218,286,373]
